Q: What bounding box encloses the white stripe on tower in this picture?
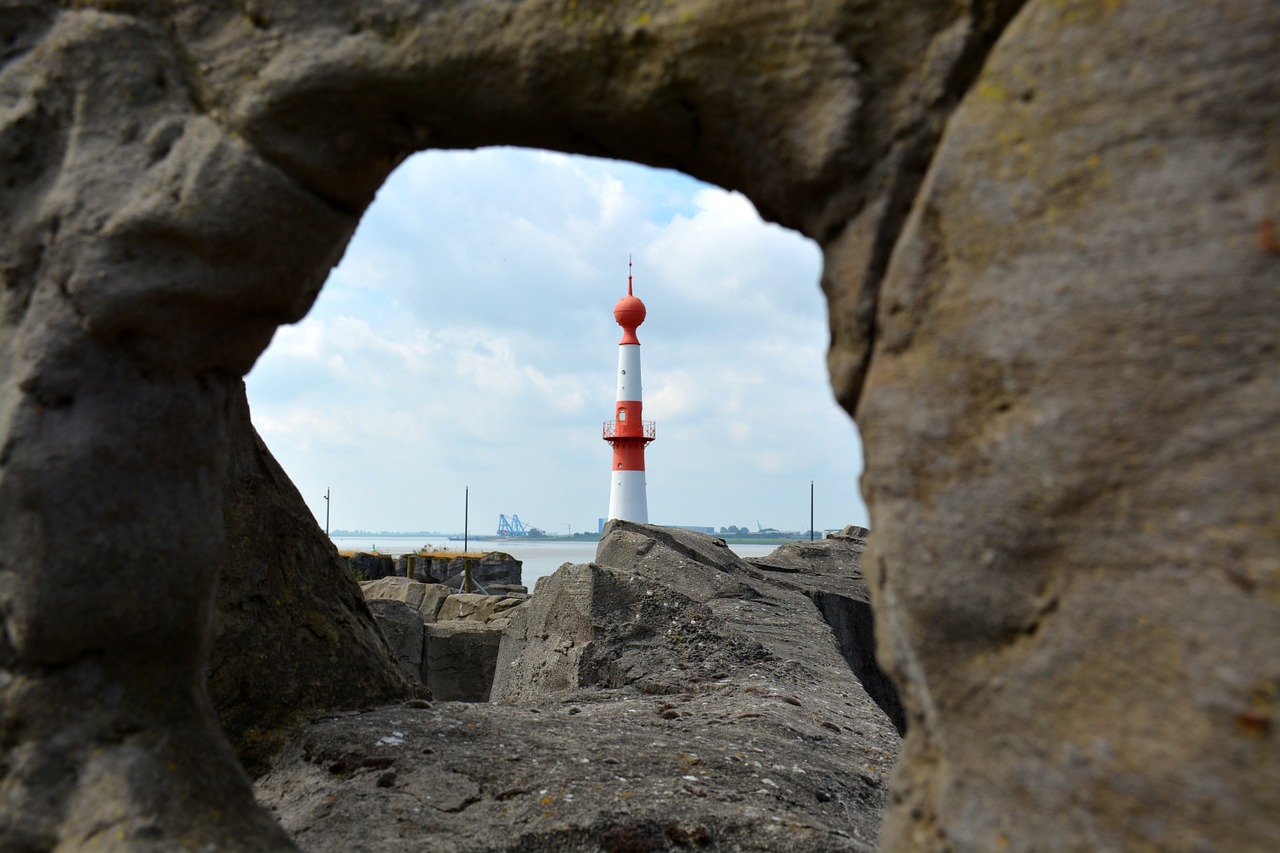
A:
[616,340,642,402]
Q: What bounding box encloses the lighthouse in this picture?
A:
[603,261,655,522]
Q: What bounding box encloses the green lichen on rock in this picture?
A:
[210,384,413,777]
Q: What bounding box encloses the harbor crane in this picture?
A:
[497,514,528,536]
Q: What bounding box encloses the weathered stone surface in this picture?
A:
[348,551,395,581]
[750,536,871,582]
[393,553,418,579]
[749,536,905,736]
[810,589,906,738]
[362,578,523,630]
[470,552,524,587]
[257,522,901,850]
[365,599,424,682]
[437,593,524,626]
[2,0,1275,849]
[362,583,511,699]
[259,697,895,853]
[489,564,619,704]
[423,621,504,702]
[593,523,768,605]
[407,551,522,588]
[856,2,1280,850]
[214,384,413,777]
[829,525,871,543]
[493,522,837,706]
[361,576,451,624]
[409,559,440,584]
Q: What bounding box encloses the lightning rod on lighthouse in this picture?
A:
[603,259,655,523]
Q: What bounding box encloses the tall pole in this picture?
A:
[464,486,469,554]
[810,480,814,542]
[324,487,330,537]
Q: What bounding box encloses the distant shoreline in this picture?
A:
[331,531,819,547]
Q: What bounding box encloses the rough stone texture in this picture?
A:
[492,522,893,710]
[593,524,768,608]
[214,384,413,778]
[361,578,522,628]
[365,599,425,682]
[423,621,504,702]
[855,3,1280,850]
[750,537,872,582]
[437,593,524,627]
[410,560,440,584]
[361,579,516,699]
[749,537,905,736]
[348,551,396,581]
[361,576,451,624]
[393,553,417,579]
[412,552,524,589]
[1,0,1276,850]
[829,525,871,543]
[470,552,525,588]
[257,523,901,851]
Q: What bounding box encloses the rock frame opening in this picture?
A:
[1,2,1276,850]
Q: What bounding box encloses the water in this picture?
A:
[328,535,785,591]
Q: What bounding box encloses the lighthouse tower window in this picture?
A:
[618,409,627,421]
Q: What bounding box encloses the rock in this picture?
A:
[348,552,395,581]
[489,564,625,704]
[360,576,450,624]
[361,580,516,698]
[472,551,524,587]
[365,600,424,681]
[393,553,425,579]
[411,551,522,588]
[407,555,447,584]
[213,384,413,777]
[361,580,522,627]
[594,523,766,604]
[437,593,524,626]
[423,621,504,702]
[810,591,906,737]
[257,522,902,850]
[493,521,900,743]
[856,3,1280,850]
[748,537,906,736]
[750,537,871,579]
[2,1,1275,850]
[828,525,870,543]
[410,559,443,584]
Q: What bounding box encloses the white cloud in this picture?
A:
[246,147,867,535]
[254,407,363,452]
[645,369,697,421]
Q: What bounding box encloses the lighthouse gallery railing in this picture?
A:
[602,420,656,441]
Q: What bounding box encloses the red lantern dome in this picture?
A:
[614,292,646,330]
[614,262,646,345]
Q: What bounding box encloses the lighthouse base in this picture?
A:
[607,470,648,523]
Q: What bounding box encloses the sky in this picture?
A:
[244,147,868,536]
